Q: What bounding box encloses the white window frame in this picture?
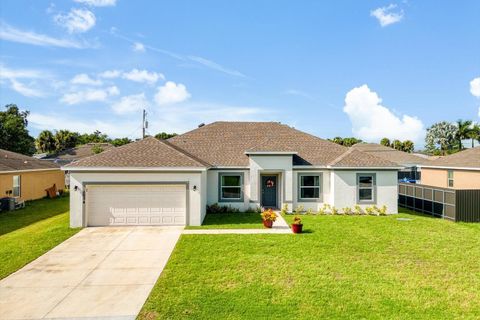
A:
[218,172,244,202]
[13,175,21,197]
[298,174,322,202]
[447,170,454,188]
[357,173,376,204]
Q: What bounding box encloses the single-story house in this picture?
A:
[351,143,432,181]
[65,122,402,227]
[419,147,480,189]
[0,149,65,201]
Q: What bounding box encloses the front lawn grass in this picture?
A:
[186,212,262,229]
[140,208,480,319]
[0,196,80,279]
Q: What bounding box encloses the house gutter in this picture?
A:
[0,168,61,174]
[62,166,208,172]
[419,165,480,171]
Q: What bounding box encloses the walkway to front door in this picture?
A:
[0,226,182,320]
[261,175,277,208]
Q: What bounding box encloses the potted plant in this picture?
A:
[291,215,303,233]
[260,209,277,228]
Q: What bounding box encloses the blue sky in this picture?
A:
[1,0,479,146]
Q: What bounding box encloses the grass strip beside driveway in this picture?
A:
[0,196,80,279]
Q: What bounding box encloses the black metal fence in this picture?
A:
[398,182,480,222]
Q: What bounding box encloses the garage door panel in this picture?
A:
[86,184,186,226]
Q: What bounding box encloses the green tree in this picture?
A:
[36,130,56,153]
[77,130,110,144]
[402,140,414,153]
[0,104,35,155]
[392,139,403,151]
[54,130,77,151]
[425,121,458,155]
[468,123,480,148]
[342,137,362,147]
[91,145,104,154]
[111,137,132,147]
[155,132,178,140]
[380,138,391,147]
[455,119,473,150]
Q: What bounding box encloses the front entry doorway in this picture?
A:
[261,175,277,208]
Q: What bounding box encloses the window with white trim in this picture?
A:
[13,175,21,197]
[447,170,454,188]
[357,174,375,203]
[299,174,321,200]
[219,173,243,201]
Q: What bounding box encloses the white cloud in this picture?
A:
[74,0,116,7]
[154,81,191,106]
[60,86,119,105]
[0,65,43,79]
[132,42,145,52]
[343,84,424,143]
[0,22,85,48]
[111,93,149,114]
[9,79,45,97]
[0,65,48,97]
[470,77,480,98]
[122,69,164,84]
[71,73,103,86]
[54,8,96,33]
[371,4,404,27]
[29,113,138,138]
[284,89,314,100]
[187,56,246,78]
[98,69,122,79]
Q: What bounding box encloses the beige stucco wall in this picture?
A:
[0,169,65,201]
[421,168,480,189]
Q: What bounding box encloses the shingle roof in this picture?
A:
[168,122,399,168]
[351,143,432,166]
[424,147,480,169]
[48,143,115,161]
[65,122,401,169]
[66,137,208,168]
[329,148,399,168]
[0,149,60,172]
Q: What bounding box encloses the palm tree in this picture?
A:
[455,119,473,150]
[468,123,480,148]
[402,140,414,153]
[36,130,56,153]
[380,138,391,147]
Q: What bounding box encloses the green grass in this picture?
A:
[0,196,80,279]
[186,212,263,229]
[140,208,480,319]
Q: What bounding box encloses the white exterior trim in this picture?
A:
[327,166,404,170]
[0,168,60,174]
[419,165,480,171]
[244,151,298,155]
[63,166,207,172]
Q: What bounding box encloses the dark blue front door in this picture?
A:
[261,175,277,208]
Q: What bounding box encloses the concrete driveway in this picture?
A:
[0,226,182,320]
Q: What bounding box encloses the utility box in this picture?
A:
[0,197,15,211]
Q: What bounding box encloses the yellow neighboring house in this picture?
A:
[420,147,480,189]
[0,149,65,201]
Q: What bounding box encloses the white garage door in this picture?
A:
[86,184,187,226]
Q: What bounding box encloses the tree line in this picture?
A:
[329,136,415,152]
[0,104,177,156]
[425,120,480,155]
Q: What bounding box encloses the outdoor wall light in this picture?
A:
[74,185,78,191]
[193,185,197,191]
